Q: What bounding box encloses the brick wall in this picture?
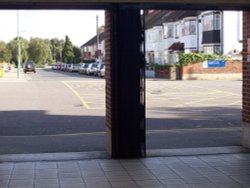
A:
[105,10,112,155]
[182,60,242,74]
[243,12,250,124]
[181,60,242,80]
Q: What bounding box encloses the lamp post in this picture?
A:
[17,10,21,79]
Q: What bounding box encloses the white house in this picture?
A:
[80,32,105,62]
[145,10,243,65]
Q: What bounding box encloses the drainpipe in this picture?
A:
[197,17,199,52]
[220,11,224,55]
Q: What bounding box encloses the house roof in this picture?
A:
[163,11,199,22]
[145,10,170,29]
[145,10,199,30]
[81,32,105,48]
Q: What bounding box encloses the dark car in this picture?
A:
[24,61,36,73]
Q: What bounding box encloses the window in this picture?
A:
[182,20,196,36]
[203,14,213,31]
[203,45,221,54]
[214,14,220,30]
[164,23,174,38]
[189,20,196,35]
[203,13,221,31]
[174,23,181,38]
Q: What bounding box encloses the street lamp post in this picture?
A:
[17,10,21,79]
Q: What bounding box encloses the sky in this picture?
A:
[0,10,105,47]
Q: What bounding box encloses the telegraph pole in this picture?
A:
[17,10,21,79]
[96,15,99,54]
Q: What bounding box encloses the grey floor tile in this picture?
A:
[60,183,86,188]
[104,170,128,177]
[106,175,132,182]
[59,177,84,184]
[127,170,152,176]
[83,176,108,183]
[81,171,105,178]
[11,174,34,180]
[156,173,181,179]
[183,177,210,184]
[160,178,186,185]
[231,175,250,186]
[165,184,192,188]
[9,186,33,188]
[0,179,9,186]
[0,164,14,170]
[35,178,59,185]
[12,169,34,175]
[110,180,137,188]
[9,179,34,186]
[131,174,157,181]
[0,170,12,175]
[135,179,162,187]
[190,183,218,188]
[86,181,112,188]
[35,172,58,179]
[35,184,60,188]
[14,163,35,170]
[36,162,57,169]
[0,174,11,180]
[59,172,82,178]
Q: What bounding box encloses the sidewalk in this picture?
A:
[1,148,250,188]
[0,69,26,82]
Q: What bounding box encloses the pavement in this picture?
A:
[1,69,249,187]
[0,147,250,188]
[0,69,27,82]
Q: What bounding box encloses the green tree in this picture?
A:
[28,37,52,67]
[7,37,28,66]
[73,46,82,64]
[50,38,64,62]
[62,35,74,63]
[0,41,11,63]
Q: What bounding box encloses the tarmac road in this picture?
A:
[0,68,242,154]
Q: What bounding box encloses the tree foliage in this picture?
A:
[73,46,82,64]
[0,41,11,63]
[50,38,64,62]
[28,37,52,67]
[62,35,74,63]
[7,37,28,66]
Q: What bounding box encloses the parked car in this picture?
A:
[68,64,81,72]
[86,63,98,75]
[23,60,36,73]
[79,63,89,74]
[94,63,105,76]
[99,65,105,77]
[51,64,57,70]
[61,64,67,71]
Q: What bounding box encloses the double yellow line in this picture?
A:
[62,81,90,109]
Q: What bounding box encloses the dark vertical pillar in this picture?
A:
[105,6,146,158]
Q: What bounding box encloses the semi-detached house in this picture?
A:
[145,10,243,65]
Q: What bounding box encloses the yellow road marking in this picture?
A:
[62,81,90,109]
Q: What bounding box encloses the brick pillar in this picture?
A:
[105,7,146,158]
[242,11,250,147]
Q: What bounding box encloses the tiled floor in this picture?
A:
[1,153,250,188]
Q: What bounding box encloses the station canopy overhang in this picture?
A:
[0,0,250,10]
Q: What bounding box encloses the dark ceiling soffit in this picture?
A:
[0,3,249,10]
